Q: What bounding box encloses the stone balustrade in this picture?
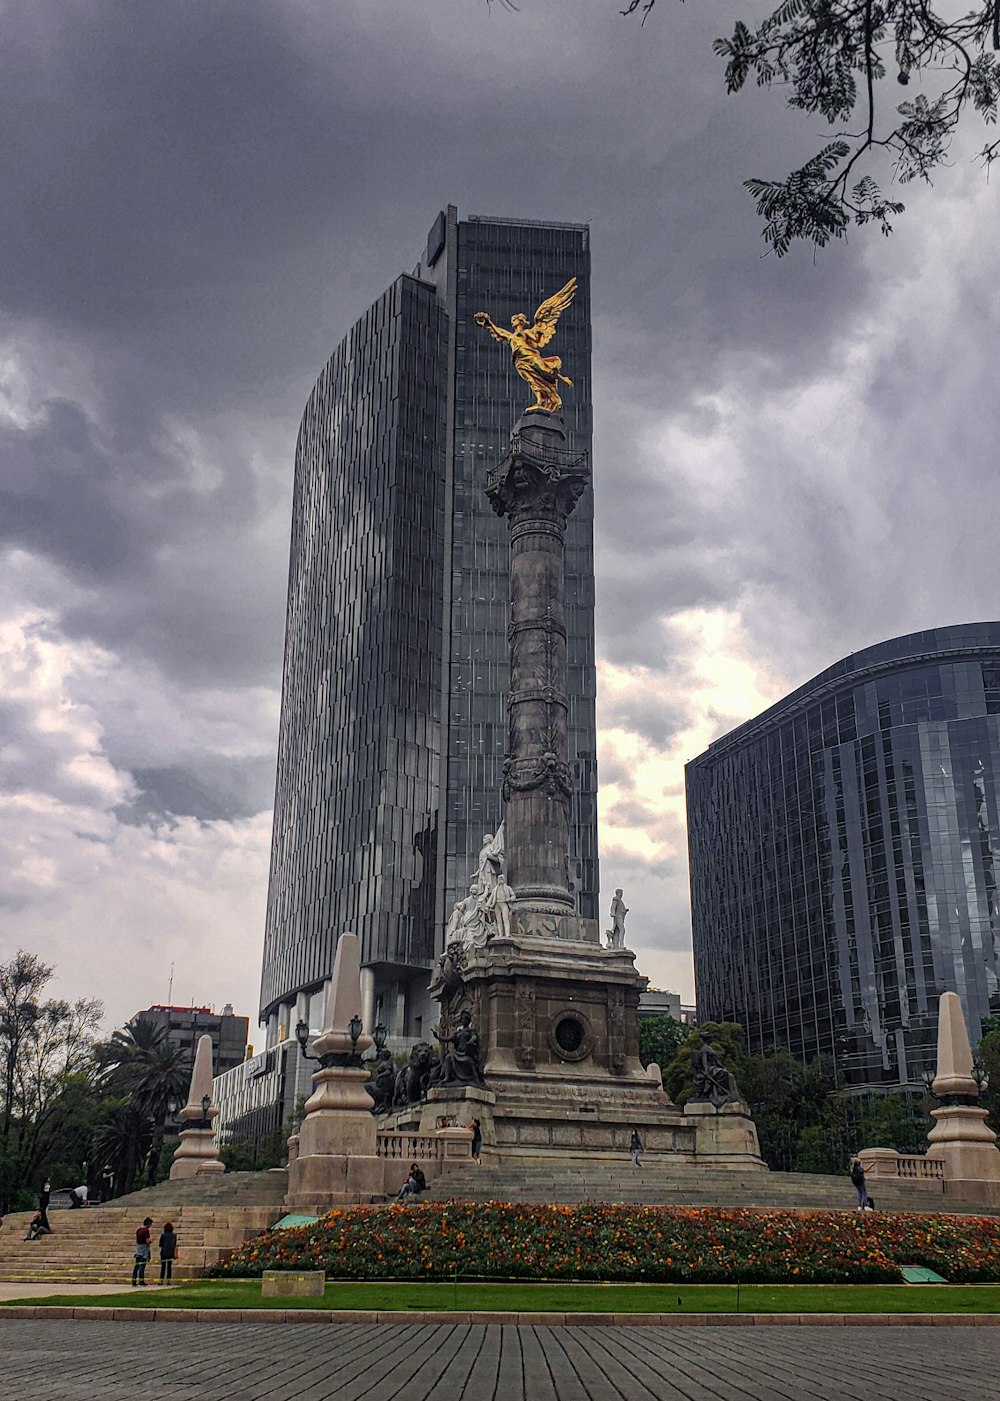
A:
[376,1128,473,1163]
[859,1147,945,1180]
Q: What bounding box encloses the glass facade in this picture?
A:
[259,209,599,1036]
[687,624,1000,1089]
[260,275,448,1022]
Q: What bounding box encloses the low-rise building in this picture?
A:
[132,1003,249,1075]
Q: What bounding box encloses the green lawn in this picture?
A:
[6,1279,1000,1313]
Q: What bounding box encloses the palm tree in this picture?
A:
[95,1018,190,1192]
[91,1100,151,1197]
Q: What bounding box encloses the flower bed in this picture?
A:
[211,1203,1000,1285]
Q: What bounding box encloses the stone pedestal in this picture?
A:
[285,1065,383,1207]
[425,926,698,1156]
[262,1270,325,1298]
[171,1126,226,1179]
[682,1101,765,1168]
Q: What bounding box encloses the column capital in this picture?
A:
[486,414,590,523]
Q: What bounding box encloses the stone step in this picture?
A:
[425,1162,995,1213]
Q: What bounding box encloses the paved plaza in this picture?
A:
[2,1319,998,1400]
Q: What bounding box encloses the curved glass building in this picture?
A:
[687,624,1000,1089]
[259,208,599,1044]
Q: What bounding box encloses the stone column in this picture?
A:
[486,411,590,919]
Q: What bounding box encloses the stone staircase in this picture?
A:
[0,1172,288,1286]
[425,1159,1000,1215]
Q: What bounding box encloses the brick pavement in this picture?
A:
[2,1319,997,1400]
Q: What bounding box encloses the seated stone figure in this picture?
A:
[364,1049,396,1116]
[690,1033,742,1109]
[431,1011,486,1089]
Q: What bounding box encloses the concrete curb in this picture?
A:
[2,1306,1000,1326]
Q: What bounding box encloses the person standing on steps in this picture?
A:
[132,1216,153,1286]
[630,1128,643,1168]
[468,1118,483,1164]
[850,1157,870,1210]
[158,1221,178,1284]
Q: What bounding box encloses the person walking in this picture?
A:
[132,1217,153,1286]
[38,1179,51,1215]
[850,1157,870,1210]
[158,1221,178,1284]
[468,1118,483,1164]
[630,1128,643,1168]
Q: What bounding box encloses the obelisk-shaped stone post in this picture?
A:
[285,931,380,1208]
[170,1033,225,1179]
[486,411,590,927]
[927,990,1000,1187]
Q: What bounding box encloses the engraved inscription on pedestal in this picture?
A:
[514,981,536,1069]
[607,987,626,1074]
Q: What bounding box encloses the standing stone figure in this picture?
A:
[444,823,507,949]
[605,888,628,949]
[475,826,505,898]
[487,874,515,941]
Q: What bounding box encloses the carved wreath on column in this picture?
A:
[502,752,573,805]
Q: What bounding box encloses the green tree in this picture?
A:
[90,1099,152,1197]
[95,1017,191,1194]
[624,0,1000,254]
[637,1014,687,1070]
[0,950,102,1211]
[976,1017,1000,1135]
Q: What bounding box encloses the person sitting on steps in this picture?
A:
[397,1163,427,1199]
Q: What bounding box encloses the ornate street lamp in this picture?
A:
[372,1022,388,1053]
[296,1015,366,1068]
[200,1093,212,1127]
[972,1057,989,1094]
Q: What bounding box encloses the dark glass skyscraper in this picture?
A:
[687,624,1000,1090]
[259,208,598,1042]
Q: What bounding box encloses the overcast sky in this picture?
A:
[2,0,997,1033]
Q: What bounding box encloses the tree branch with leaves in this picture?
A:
[624,0,999,252]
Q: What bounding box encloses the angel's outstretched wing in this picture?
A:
[529,277,577,348]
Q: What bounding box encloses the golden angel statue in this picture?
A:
[474,277,577,414]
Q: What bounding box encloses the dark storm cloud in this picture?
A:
[120,758,276,825]
[0,1,888,688]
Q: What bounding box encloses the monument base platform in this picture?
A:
[402,924,766,1170]
[381,1082,763,1171]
